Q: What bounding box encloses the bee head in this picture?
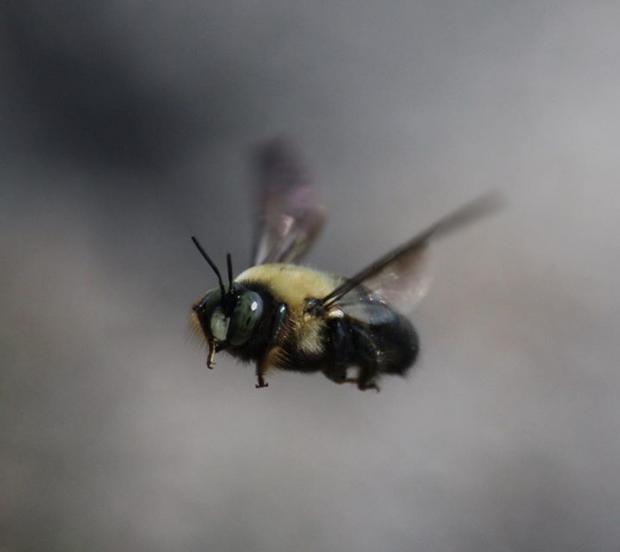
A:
[193,286,264,347]
[191,237,264,367]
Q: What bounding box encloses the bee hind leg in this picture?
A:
[322,363,379,391]
[351,326,382,392]
[322,318,355,385]
[323,318,381,392]
[322,364,349,385]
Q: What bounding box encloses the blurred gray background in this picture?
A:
[1,1,619,551]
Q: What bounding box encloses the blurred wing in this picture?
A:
[362,242,432,313]
[252,139,325,265]
[335,286,402,325]
[322,193,502,317]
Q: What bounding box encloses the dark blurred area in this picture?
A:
[5,4,188,169]
[2,1,620,551]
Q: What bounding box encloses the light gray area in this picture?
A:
[1,1,619,550]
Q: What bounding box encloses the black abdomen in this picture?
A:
[350,311,418,375]
[322,307,419,389]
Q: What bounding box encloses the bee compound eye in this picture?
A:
[228,291,263,346]
[196,288,223,315]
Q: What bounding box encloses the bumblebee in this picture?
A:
[191,139,499,391]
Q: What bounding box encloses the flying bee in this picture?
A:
[190,139,499,391]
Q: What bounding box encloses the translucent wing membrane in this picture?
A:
[362,242,431,314]
[336,287,399,325]
[322,193,501,317]
[252,139,325,265]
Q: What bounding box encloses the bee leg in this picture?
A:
[322,318,354,384]
[255,360,269,389]
[358,379,381,393]
[357,369,381,392]
[322,366,345,384]
[255,346,286,389]
[325,370,379,391]
[351,326,381,393]
[332,374,379,391]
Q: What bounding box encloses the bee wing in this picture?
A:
[252,139,325,265]
[360,242,432,314]
[323,193,502,316]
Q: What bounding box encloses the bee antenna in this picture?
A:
[191,236,226,299]
[226,253,234,294]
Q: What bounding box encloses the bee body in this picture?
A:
[203,263,419,390]
[189,139,498,390]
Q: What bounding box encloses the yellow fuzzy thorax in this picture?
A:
[236,264,341,305]
[236,264,343,355]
